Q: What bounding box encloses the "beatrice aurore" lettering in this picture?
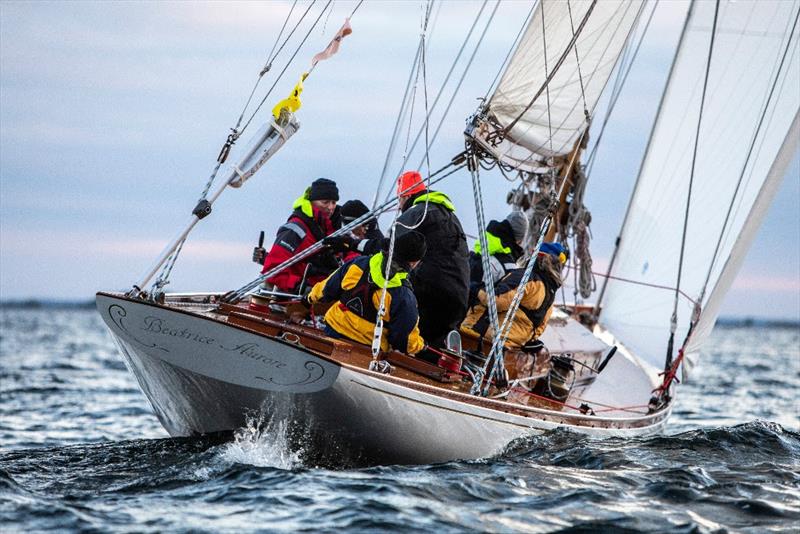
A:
[142,316,215,344]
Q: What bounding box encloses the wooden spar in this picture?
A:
[545,132,588,242]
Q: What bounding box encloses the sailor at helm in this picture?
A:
[257,178,341,293]
[307,231,427,355]
[461,242,566,350]
[468,210,528,306]
[351,171,470,348]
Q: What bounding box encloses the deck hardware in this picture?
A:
[279,332,301,345]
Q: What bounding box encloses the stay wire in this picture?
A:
[401,0,486,173]
[668,0,720,367]
[415,0,501,170]
[502,0,597,136]
[227,158,466,302]
[483,2,535,102]
[241,0,334,134]
[479,127,587,396]
[382,0,490,204]
[262,0,300,75]
[699,4,800,303]
[397,0,435,232]
[566,0,588,116]
[153,0,356,296]
[541,0,554,158]
[468,159,502,395]
[372,40,424,209]
[585,0,656,175]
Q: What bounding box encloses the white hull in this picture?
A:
[97,293,670,464]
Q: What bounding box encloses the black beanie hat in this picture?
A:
[392,230,427,264]
[340,199,370,223]
[308,178,339,201]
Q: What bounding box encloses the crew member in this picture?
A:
[353,171,470,347]
[257,178,340,293]
[461,242,566,349]
[324,199,384,261]
[308,231,427,355]
[469,211,527,305]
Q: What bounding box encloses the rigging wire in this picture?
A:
[502,0,597,136]
[373,1,445,207]
[565,0,588,116]
[593,0,694,317]
[371,0,435,353]
[149,1,307,296]
[415,0,501,169]
[585,0,657,175]
[262,0,300,75]
[151,0,370,296]
[241,0,334,134]
[468,156,502,390]
[379,0,491,204]
[226,157,467,302]
[698,4,800,304]
[483,2,535,102]
[397,0,436,232]
[542,0,555,158]
[372,41,424,209]
[664,0,720,375]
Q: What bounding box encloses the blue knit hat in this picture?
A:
[538,242,567,263]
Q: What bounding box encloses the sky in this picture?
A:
[0,0,798,320]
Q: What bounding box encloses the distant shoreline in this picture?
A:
[1,299,797,328]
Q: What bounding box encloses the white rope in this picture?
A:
[468,157,502,395]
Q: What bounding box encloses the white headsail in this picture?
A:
[471,0,643,171]
[598,0,800,377]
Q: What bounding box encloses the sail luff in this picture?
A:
[598,0,800,377]
[682,110,799,377]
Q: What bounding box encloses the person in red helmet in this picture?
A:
[256,178,341,293]
[353,170,470,347]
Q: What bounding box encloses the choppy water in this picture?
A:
[1,309,798,532]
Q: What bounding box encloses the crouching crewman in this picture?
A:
[306,231,427,355]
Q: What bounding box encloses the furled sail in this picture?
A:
[598,0,800,378]
[470,0,642,171]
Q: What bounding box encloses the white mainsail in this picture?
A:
[598,0,800,377]
[472,0,643,171]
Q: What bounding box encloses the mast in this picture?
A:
[544,134,588,242]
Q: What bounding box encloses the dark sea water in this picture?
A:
[1,309,798,532]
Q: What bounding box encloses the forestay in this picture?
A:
[472,0,642,171]
[599,0,800,378]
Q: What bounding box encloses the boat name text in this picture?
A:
[221,343,286,368]
[142,317,216,344]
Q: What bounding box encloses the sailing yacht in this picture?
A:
[97,0,799,465]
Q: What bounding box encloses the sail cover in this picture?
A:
[599,0,800,378]
[473,0,642,171]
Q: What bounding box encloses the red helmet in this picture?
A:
[396,170,425,198]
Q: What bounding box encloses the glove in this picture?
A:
[252,246,267,265]
[301,286,313,308]
[308,248,340,274]
[322,235,354,253]
[330,205,343,230]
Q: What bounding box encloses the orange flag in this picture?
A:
[311,18,353,68]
